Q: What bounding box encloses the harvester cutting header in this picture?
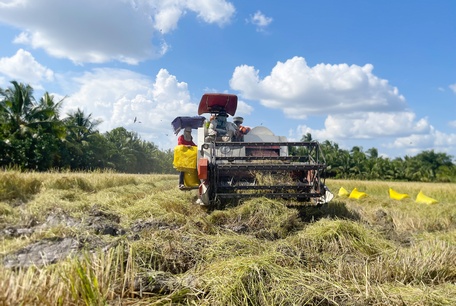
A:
[172,93,333,208]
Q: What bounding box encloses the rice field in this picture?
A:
[0,171,455,305]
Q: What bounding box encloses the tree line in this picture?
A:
[0,81,173,173]
[293,133,455,182]
[1,81,455,181]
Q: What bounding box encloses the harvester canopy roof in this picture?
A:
[198,93,237,116]
[171,116,206,135]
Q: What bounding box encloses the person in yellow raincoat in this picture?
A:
[177,127,196,189]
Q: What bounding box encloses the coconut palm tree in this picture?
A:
[0,81,35,133]
[64,108,101,142]
[0,81,65,170]
[59,108,104,170]
[0,82,65,134]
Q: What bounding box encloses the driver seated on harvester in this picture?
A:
[232,116,251,141]
[205,110,237,142]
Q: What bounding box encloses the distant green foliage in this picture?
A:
[1,81,174,173]
[317,138,456,182]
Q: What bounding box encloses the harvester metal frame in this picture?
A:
[199,139,330,208]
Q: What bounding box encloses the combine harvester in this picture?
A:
[173,93,333,209]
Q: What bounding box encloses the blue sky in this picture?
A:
[0,0,455,159]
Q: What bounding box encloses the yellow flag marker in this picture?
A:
[389,188,410,200]
[338,187,349,197]
[415,191,438,205]
[349,188,367,200]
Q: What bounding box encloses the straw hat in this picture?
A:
[233,116,244,124]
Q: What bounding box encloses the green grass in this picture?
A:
[0,171,455,305]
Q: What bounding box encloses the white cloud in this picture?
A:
[0,49,54,88]
[0,0,235,64]
[186,0,236,25]
[147,0,236,33]
[387,127,456,156]
[289,117,456,157]
[62,68,198,149]
[449,120,456,128]
[153,4,185,33]
[449,83,456,93]
[248,11,273,31]
[236,99,254,116]
[230,56,406,118]
[229,56,454,157]
[294,111,430,141]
